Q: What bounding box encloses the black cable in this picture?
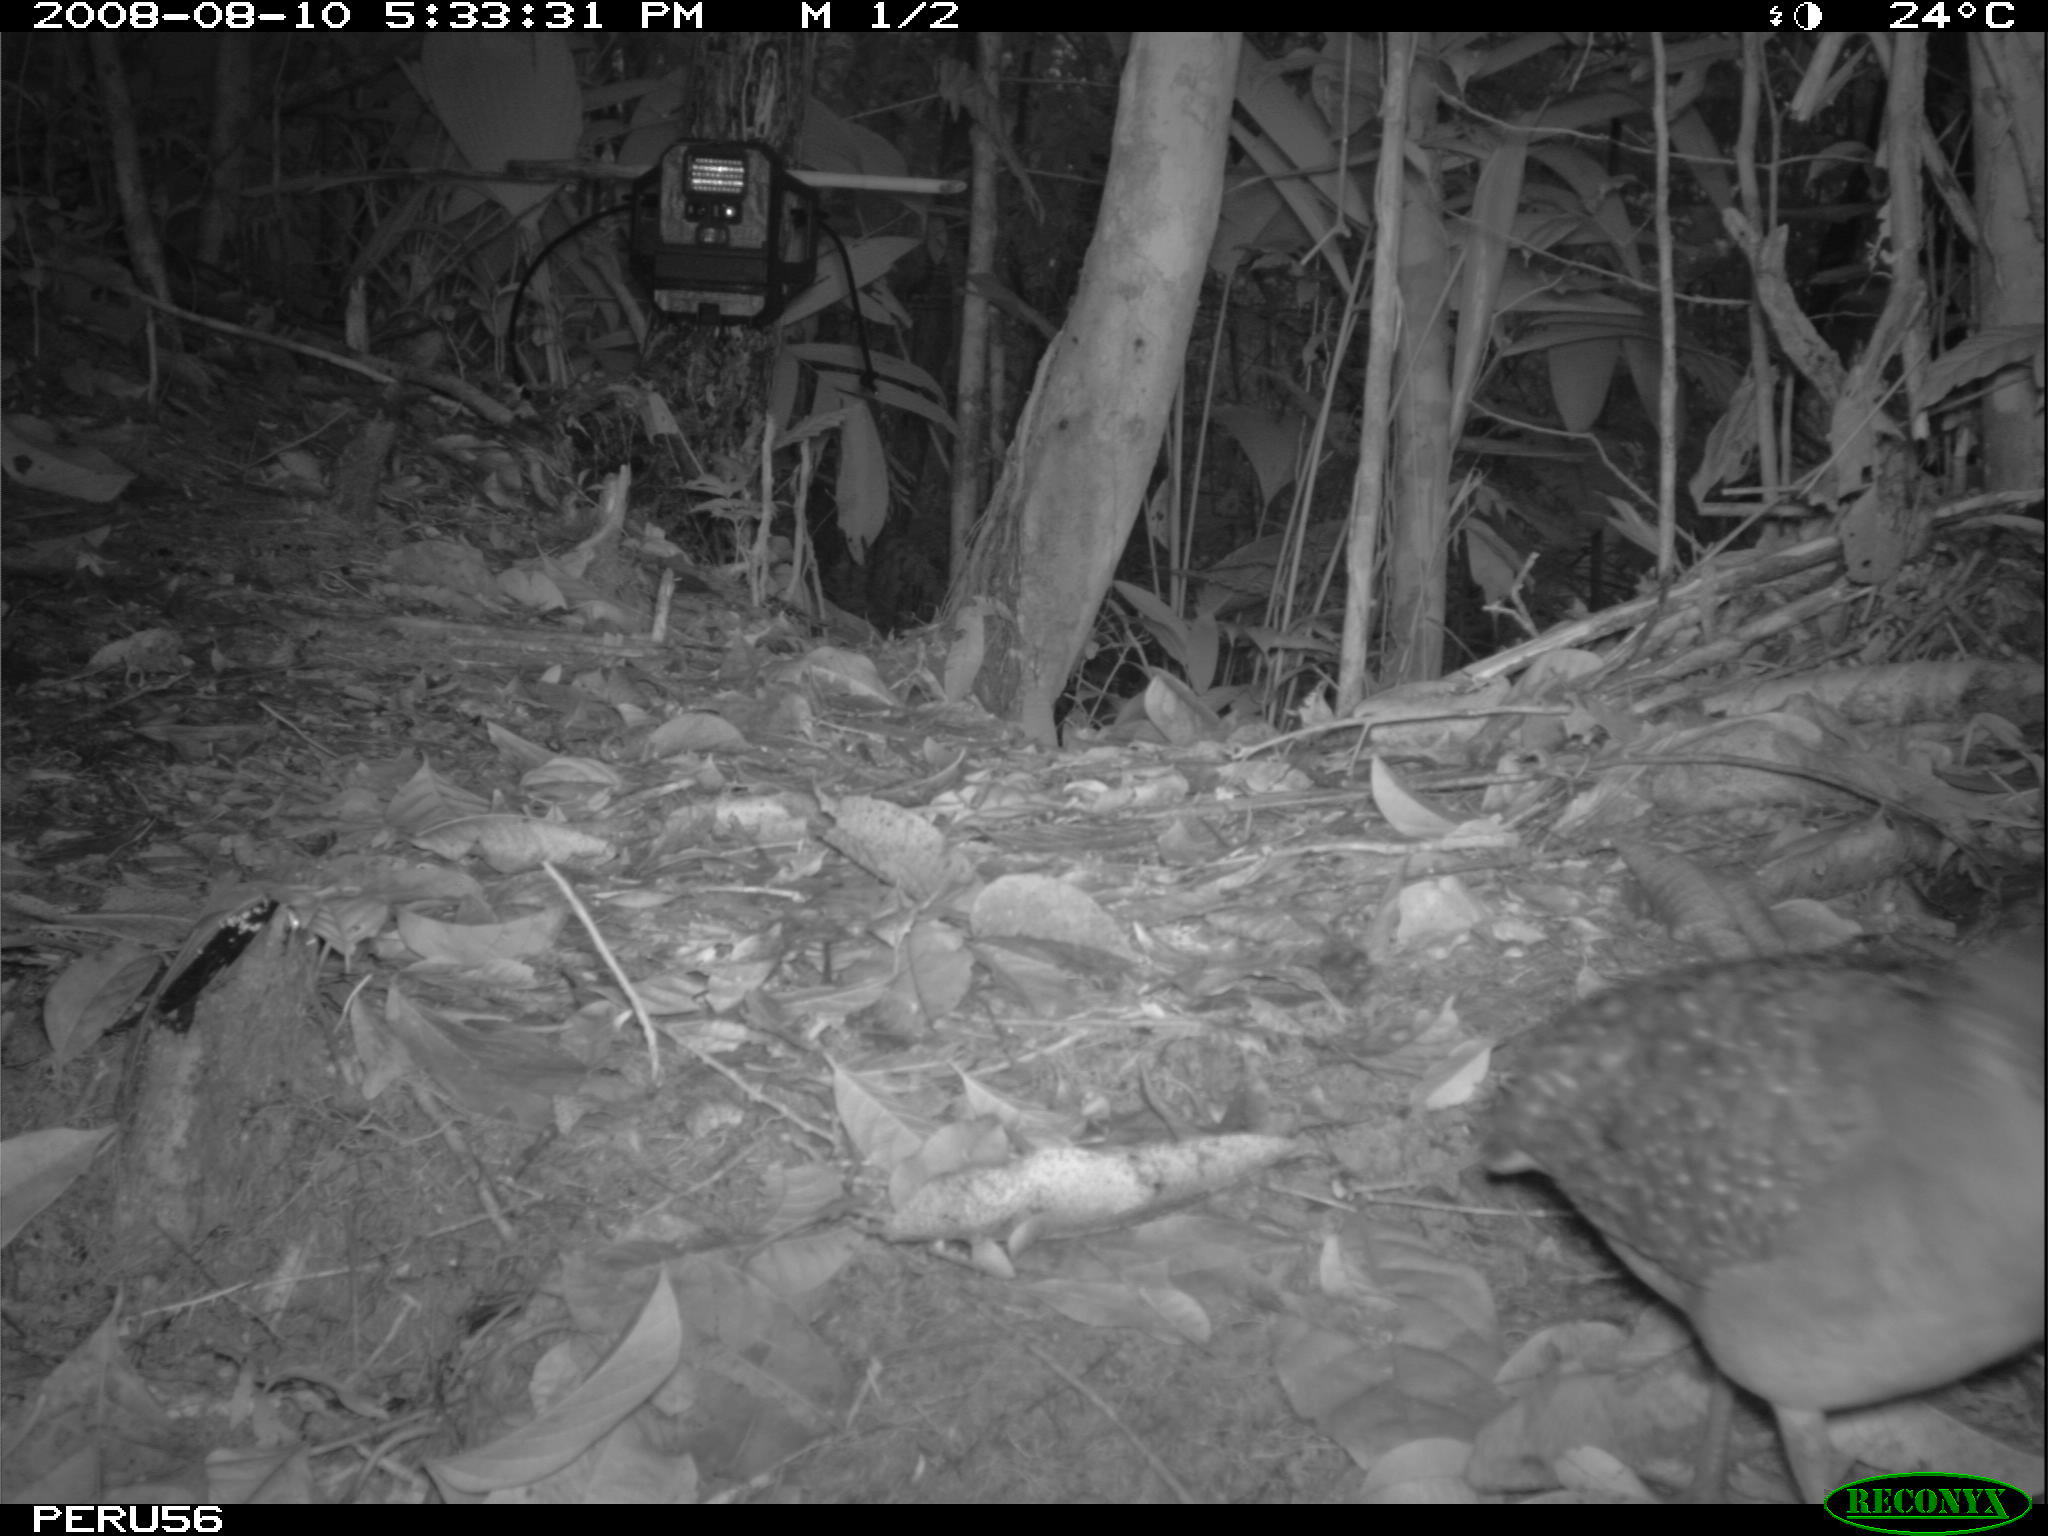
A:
[506,201,635,386]
[820,217,881,399]
[510,179,877,394]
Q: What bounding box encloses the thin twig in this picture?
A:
[257,699,341,759]
[542,860,838,1147]
[1010,1330,1197,1504]
[543,859,661,1081]
[408,1080,516,1242]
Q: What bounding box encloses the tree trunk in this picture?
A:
[949,33,1240,745]
[197,38,252,271]
[1379,54,1455,687]
[950,31,1003,582]
[1969,34,2044,493]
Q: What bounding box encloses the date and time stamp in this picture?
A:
[20,2,2033,31]
[27,0,962,28]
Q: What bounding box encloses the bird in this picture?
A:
[1484,950,2044,1501]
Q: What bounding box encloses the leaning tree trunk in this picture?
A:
[948,33,1240,746]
